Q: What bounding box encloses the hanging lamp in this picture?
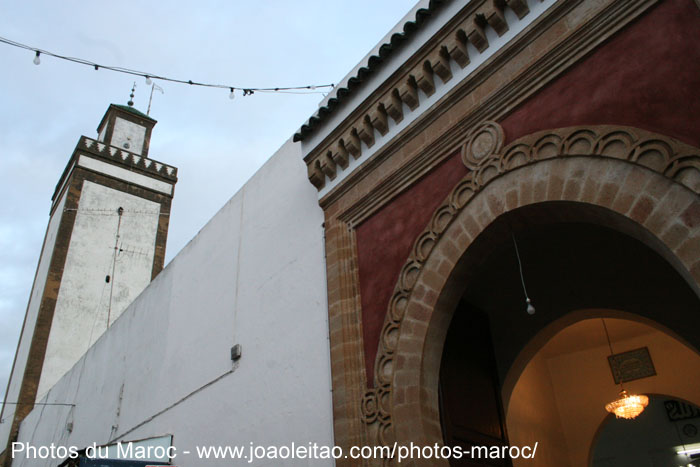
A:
[605,390,649,419]
[512,233,535,315]
[601,319,649,419]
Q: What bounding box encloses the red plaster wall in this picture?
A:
[501,0,700,146]
[356,153,467,383]
[355,0,700,384]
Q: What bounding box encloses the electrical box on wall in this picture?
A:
[230,344,242,361]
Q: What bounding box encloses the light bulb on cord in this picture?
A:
[512,233,535,315]
[229,88,235,100]
[33,51,40,65]
[526,298,536,315]
[145,76,152,85]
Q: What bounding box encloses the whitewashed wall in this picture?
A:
[111,118,146,154]
[0,192,67,447]
[37,181,161,400]
[11,139,334,466]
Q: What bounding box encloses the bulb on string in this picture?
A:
[526,298,536,315]
[5,36,336,94]
[229,88,235,100]
[512,233,535,316]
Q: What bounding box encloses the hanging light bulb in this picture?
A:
[33,51,41,65]
[526,298,536,315]
[145,76,152,85]
[512,233,535,315]
[229,88,235,100]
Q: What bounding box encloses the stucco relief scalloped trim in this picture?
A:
[360,122,700,452]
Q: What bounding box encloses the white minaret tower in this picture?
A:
[0,90,178,461]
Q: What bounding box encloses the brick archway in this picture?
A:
[360,122,700,465]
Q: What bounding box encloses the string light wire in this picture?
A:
[0,35,334,95]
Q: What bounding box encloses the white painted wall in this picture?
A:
[111,118,146,154]
[37,181,160,400]
[0,192,67,448]
[12,139,334,466]
[78,156,173,195]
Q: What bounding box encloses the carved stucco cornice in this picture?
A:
[305,0,544,191]
[80,137,177,180]
[51,136,178,211]
[360,121,700,455]
[326,0,659,221]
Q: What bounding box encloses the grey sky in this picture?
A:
[0,1,416,403]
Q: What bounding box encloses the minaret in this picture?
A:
[0,90,178,459]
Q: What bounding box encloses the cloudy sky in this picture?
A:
[0,0,416,403]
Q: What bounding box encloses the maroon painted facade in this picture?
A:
[356,152,467,383]
[355,0,700,382]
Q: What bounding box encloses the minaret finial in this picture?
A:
[128,82,136,107]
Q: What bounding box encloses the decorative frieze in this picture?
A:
[507,0,531,19]
[445,33,470,68]
[304,0,540,191]
[82,137,177,180]
[331,144,350,170]
[481,3,509,36]
[342,130,362,159]
[381,90,404,124]
[308,160,325,190]
[466,21,489,52]
[320,152,337,180]
[426,47,453,84]
[357,117,376,148]
[369,106,389,136]
[414,61,436,97]
[397,78,419,111]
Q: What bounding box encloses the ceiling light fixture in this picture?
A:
[605,389,649,420]
[601,319,648,419]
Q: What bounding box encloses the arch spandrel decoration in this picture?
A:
[359,121,700,462]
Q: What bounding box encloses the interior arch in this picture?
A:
[436,203,700,465]
[505,316,700,466]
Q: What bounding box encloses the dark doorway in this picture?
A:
[440,304,512,466]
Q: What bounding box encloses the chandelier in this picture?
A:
[601,319,649,420]
[605,389,649,419]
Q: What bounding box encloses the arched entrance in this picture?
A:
[363,124,700,466]
[437,204,700,466]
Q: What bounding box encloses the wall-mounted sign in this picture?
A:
[665,399,700,422]
[607,346,656,384]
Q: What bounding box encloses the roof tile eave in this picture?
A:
[293,0,446,143]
